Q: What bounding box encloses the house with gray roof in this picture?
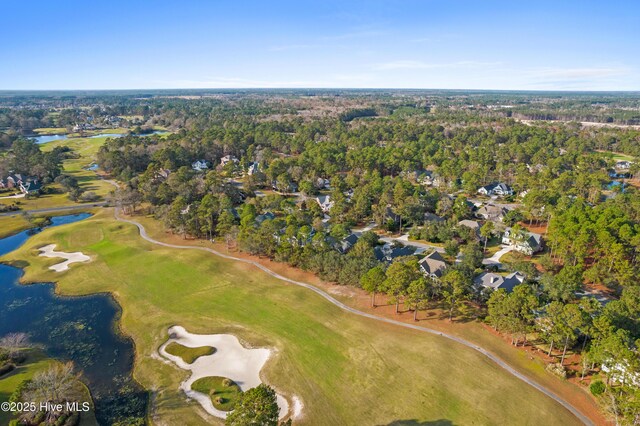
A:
[478,182,514,197]
[418,251,448,280]
[474,271,525,293]
[476,204,510,222]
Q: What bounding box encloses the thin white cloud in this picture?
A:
[522,66,633,90]
[156,77,337,89]
[528,67,630,79]
[374,60,501,71]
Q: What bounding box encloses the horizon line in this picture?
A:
[1,87,640,94]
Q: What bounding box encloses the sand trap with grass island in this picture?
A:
[158,325,300,420]
[38,244,90,272]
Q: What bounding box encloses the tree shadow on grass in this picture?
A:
[381,420,455,426]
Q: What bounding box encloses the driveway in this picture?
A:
[482,245,514,266]
[380,234,445,253]
[0,192,25,200]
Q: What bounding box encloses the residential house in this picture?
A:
[424,212,445,222]
[153,169,171,181]
[220,155,239,167]
[502,227,543,255]
[255,211,276,225]
[315,177,331,190]
[418,251,447,280]
[526,164,545,173]
[458,219,482,239]
[343,188,354,201]
[601,360,640,387]
[477,182,514,197]
[384,206,401,224]
[474,271,525,293]
[374,243,416,263]
[316,195,334,213]
[615,160,632,170]
[72,123,95,132]
[416,170,434,186]
[19,177,42,195]
[476,204,509,222]
[247,162,260,175]
[334,233,359,254]
[271,180,298,194]
[191,160,209,172]
[402,170,434,186]
[0,174,22,190]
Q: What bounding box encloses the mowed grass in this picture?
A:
[191,376,241,411]
[0,215,32,238]
[0,136,113,212]
[33,127,68,135]
[1,209,583,426]
[165,342,216,364]
[0,210,99,239]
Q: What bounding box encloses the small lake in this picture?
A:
[0,214,147,424]
[32,130,168,144]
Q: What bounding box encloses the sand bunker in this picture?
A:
[158,325,296,420]
[38,244,90,272]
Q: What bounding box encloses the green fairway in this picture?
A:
[165,342,216,364]
[0,215,33,239]
[0,135,113,212]
[1,210,583,425]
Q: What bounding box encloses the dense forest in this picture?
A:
[2,90,640,423]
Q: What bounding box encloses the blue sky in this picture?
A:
[2,0,638,90]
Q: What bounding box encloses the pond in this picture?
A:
[31,134,69,144]
[0,214,148,424]
[32,130,168,144]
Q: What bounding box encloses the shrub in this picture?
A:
[9,379,31,403]
[545,362,567,379]
[590,380,606,396]
[0,362,15,377]
[80,191,99,202]
[444,239,459,257]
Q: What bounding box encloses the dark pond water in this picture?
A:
[32,131,168,144]
[0,214,147,424]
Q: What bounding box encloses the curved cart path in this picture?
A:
[113,208,594,426]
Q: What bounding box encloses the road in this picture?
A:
[0,202,106,217]
[113,206,594,426]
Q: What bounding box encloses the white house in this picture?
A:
[502,227,543,255]
[220,155,239,167]
[478,182,514,197]
[247,162,260,175]
[615,160,632,170]
[316,195,334,213]
[191,160,209,172]
[602,360,640,387]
